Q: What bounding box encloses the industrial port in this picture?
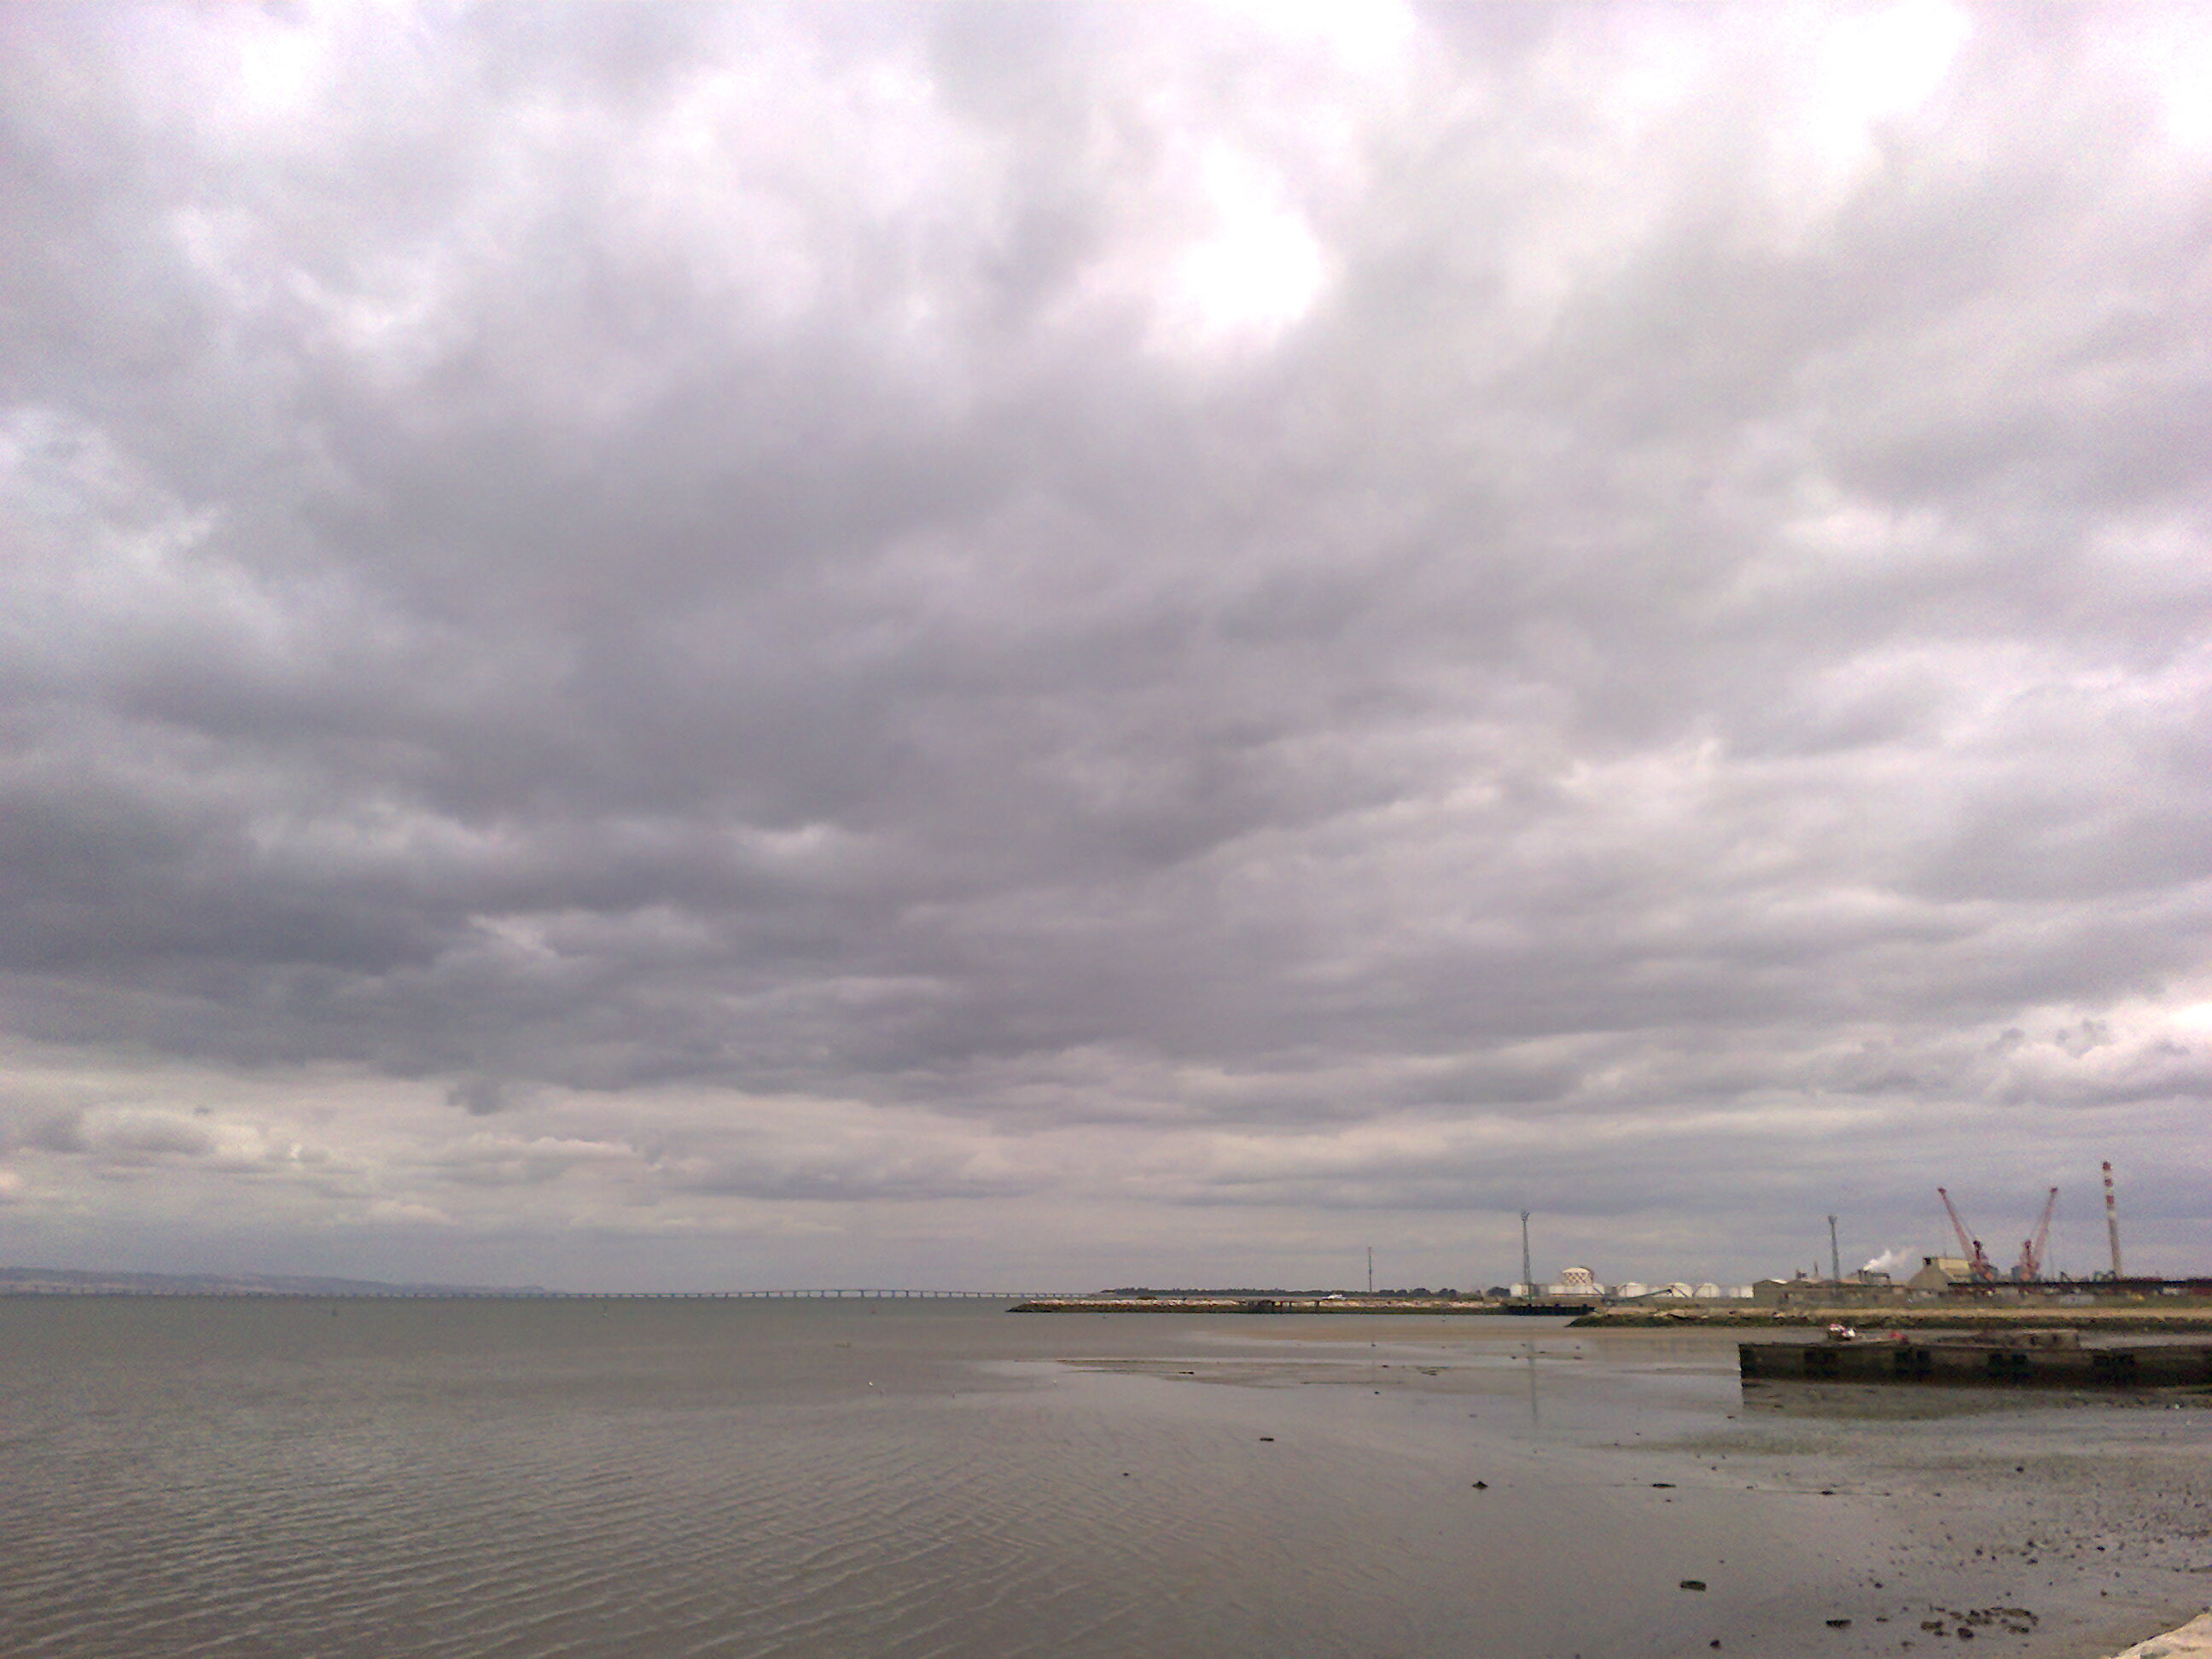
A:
[1021,1161,2212,1329]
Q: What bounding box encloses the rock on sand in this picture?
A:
[2110,1613,2212,1659]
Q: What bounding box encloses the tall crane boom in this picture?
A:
[2015,1186,2058,1280]
[1936,1187,1996,1282]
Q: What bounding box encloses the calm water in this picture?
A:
[1,1299,2206,1658]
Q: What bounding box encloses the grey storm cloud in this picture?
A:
[0,3,2208,1284]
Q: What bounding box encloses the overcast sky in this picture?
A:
[1,3,2206,1292]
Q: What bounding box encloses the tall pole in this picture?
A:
[1520,1210,1533,1297]
[1828,1214,1841,1283]
[1366,1245,1374,1296]
[2103,1161,2123,1279]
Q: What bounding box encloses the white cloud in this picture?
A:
[1153,148,1329,354]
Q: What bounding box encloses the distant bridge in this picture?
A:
[4,1286,1075,1301]
[546,1289,1067,1301]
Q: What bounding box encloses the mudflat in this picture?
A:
[1,1299,2204,1659]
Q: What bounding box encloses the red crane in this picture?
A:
[1936,1187,1997,1283]
[2014,1187,2058,1281]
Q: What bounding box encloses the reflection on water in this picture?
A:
[0,1301,2203,1659]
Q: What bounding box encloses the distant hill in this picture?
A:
[0,1266,552,1296]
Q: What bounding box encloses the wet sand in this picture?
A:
[1047,1318,2212,1658]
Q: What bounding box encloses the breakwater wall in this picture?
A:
[1740,1333,2212,1388]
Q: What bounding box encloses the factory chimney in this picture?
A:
[2102,1161,2123,1279]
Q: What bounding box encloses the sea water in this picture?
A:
[1,1298,2204,1658]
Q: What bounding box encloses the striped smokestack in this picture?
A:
[2102,1161,2123,1279]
